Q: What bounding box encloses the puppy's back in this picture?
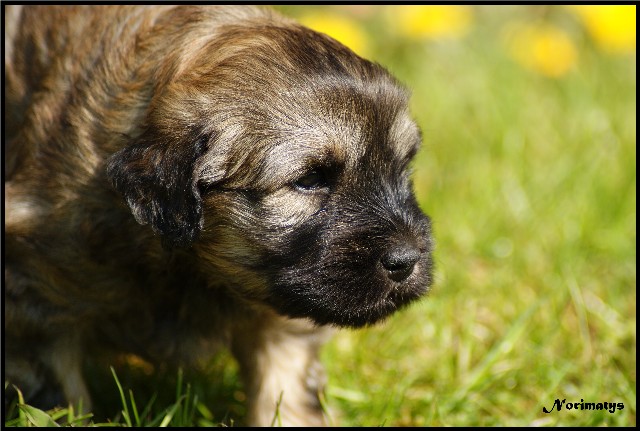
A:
[3,5,289,180]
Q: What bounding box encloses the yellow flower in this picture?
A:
[503,23,578,78]
[298,11,369,57]
[392,5,473,40]
[568,5,636,54]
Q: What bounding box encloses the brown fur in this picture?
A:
[4,5,434,426]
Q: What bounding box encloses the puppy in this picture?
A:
[4,5,434,426]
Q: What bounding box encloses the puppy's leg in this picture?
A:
[4,351,63,410]
[44,334,92,415]
[4,333,91,414]
[231,314,332,426]
[5,267,90,412]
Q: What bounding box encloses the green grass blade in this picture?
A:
[14,386,28,427]
[128,389,141,426]
[158,395,186,427]
[18,404,60,427]
[110,366,132,427]
[270,391,284,427]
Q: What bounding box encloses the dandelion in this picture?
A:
[503,23,578,78]
[391,5,473,40]
[568,5,636,54]
[297,11,369,57]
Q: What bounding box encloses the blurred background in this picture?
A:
[276,5,636,426]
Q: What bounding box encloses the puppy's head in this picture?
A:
[107,21,433,327]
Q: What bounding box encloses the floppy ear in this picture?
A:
[106,129,210,248]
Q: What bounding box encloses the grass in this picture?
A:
[4,5,636,427]
[4,356,245,427]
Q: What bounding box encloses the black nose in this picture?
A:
[381,244,421,282]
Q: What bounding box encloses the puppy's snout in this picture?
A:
[381,243,421,282]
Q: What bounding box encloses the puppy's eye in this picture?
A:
[293,169,327,191]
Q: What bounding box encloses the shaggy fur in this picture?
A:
[4,5,434,426]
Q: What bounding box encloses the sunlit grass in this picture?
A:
[5,5,635,427]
